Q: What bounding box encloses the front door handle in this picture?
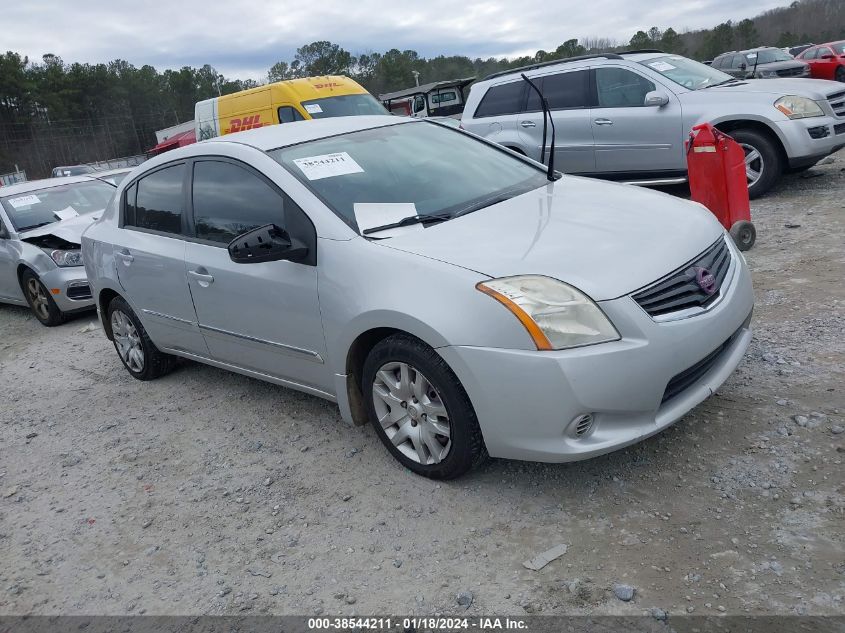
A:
[520,120,537,128]
[594,118,614,126]
[188,269,214,286]
[115,250,134,264]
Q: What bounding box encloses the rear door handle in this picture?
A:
[115,250,134,264]
[520,120,537,128]
[188,269,214,286]
[594,118,614,126]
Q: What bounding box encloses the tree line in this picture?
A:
[1,0,841,178]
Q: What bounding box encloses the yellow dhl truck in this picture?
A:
[195,75,387,140]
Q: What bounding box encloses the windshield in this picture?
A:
[748,49,793,64]
[640,55,733,90]
[97,172,129,185]
[301,94,388,119]
[271,121,548,233]
[1,181,115,232]
[833,43,845,55]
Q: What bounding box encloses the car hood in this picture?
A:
[707,77,837,99]
[18,211,101,245]
[379,176,724,301]
[756,60,806,71]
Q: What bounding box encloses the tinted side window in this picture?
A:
[819,47,834,58]
[132,165,184,234]
[712,56,725,69]
[730,55,745,69]
[525,70,591,111]
[595,68,656,108]
[474,81,525,118]
[279,106,305,123]
[192,161,285,244]
[124,182,137,226]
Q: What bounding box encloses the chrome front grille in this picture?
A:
[777,67,804,78]
[633,238,732,319]
[828,90,845,118]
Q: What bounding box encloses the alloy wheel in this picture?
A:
[741,143,764,187]
[111,310,145,373]
[371,361,451,465]
[26,277,50,321]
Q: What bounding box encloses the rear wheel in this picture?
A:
[107,296,175,380]
[729,220,756,251]
[21,269,64,327]
[729,128,782,199]
[363,334,487,479]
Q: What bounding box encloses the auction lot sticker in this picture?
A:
[7,194,41,208]
[293,152,364,180]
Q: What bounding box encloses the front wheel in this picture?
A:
[836,67,845,83]
[21,269,64,327]
[729,128,783,199]
[363,334,487,479]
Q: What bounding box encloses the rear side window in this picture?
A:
[191,161,284,244]
[595,68,656,108]
[129,164,185,234]
[473,81,525,118]
[802,48,817,60]
[713,56,727,69]
[526,70,590,111]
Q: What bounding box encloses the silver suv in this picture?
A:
[461,51,845,198]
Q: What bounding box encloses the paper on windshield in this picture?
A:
[7,194,40,208]
[293,152,363,180]
[304,103,323,114]
[54,206,79,221]
[353,203,423,238]
[648,61,676,72]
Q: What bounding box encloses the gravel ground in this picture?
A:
[1,153,843,618]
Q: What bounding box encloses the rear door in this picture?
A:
[114,163,208,355]
[517,69,595,173]
[814,47,837,80]
[591,66,684,174]
[469,80,526,154]
[184,158,329,390]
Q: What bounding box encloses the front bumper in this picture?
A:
[438,237,754,463]
[774,116,845,167]
[39,266,95,313]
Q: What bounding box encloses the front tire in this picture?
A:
[363,334,487,479]
[729,128,782,200]
[836,67,845,83]
[21,269,64,327]
[107,296,175,381]
[729,220,756,251]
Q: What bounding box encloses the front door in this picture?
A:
[184,159,329,391]
[517,68,595,173]
[114,163,208,355]
[0,218,23,303]
[591,66,684,174]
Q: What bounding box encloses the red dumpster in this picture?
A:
[686,123,756,251]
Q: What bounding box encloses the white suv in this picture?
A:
[461,51,845,198]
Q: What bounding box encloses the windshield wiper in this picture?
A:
[361,212,452,236]
[702,78,744,89]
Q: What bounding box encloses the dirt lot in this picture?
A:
[1,154,844,619]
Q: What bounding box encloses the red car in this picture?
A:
[796,41,845,82]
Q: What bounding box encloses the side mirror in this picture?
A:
[739,62,747,71]
[644,91,670,107]
[227,224,308,264]
[820,54,834,60]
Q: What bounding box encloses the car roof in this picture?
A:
[202,115,409,152]
[0,176,104,197]
[91,167,134,177]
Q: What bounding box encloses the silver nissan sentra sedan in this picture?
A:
[82,115,753,479]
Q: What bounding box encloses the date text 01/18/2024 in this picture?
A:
[307,617,529,630]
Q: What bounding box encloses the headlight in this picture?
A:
[477,275,620,350]
[48,249,83,267]
[774,95,824,119]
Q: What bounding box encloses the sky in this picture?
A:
[5,0,788,80]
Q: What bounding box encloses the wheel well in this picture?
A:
[714,120,787,167]
[16,264,35,288]
[98,288,121,340]
[343,327,404,426]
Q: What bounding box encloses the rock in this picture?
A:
[762,353,778,362]
[342,494,352,502]
[345,595,356,605]
[2,486,18,498]
[264,478,273,487]
[831,425,844,435]
[793,415,809,427]
[333,592,345,600]
[651,608,667,621]
[141,519,153,529]
[522,543,568,570]
[456,591,473,608]
[77,322,99,333]
[776,399,788,406]
[613,583,635,602]
[25,432,38,439]
[392,559,402,568]
[219,587,232,597]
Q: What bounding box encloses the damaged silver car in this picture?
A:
[0,176,116,325]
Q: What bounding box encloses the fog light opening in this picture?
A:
[571,413,594,438]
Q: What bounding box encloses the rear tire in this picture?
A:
[729,221,756,251]
[729,128,782,200]
[21,269,64,327]
[363,334,487,479]
[107,296,175,381]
